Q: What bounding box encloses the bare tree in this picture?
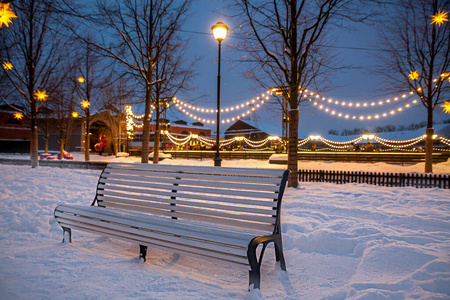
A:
[152,35,198,163]
[81,0,191,164]
[233,0,375,187]
[0,0,67,167]
[72,41,114,161]
[377,0,450,173]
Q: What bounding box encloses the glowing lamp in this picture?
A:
[442,100,450,113]
[235,136,244,141]
[409,70,419,80]
[78,77,85,83]
[72,112,79,118]
[191,134,199,139]
[2,62,13,70]
[431,10,448,26]
[362,134,374,140]
[0,3,17,28]
[211,22,229,41]
[268,136,279,140]
[34,90,48,101]
[309,135,321,140]
[81,100,90,108]
[14,112,23,120]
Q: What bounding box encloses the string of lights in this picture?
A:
[374,139,423,149]
[311,98,419,120]
[309,91,415,108]
[373,135,424,144]
[440,137,450,146]
[173,91,271,124]
[319,136,364,145]
[174,93,270,113]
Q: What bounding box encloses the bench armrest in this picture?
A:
[247,233,286,289]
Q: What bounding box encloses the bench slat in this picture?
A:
[56,212,249,250]
[98,185,278,208]
[97,192,276,216]
[106,163,285,178]
[100,201,275,232]
[99,178,279,200]
[57,220,249,266]
[55,213,248,257]
[104,168,282,185]
[97,195,276,225]
[56,205,266,242]
[102,172,281,192]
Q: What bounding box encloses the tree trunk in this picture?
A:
[424,127,433,173]
[141,86,152,164]
[30,125,39,168]
[60,138,65,160]
[45,136,49,154]
[153,130,160,164]
[84,117,90,161]
[287,109,299,187]
[153,102,160,164]
[424,104,434,173]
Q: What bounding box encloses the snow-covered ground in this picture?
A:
[0,157,449,299]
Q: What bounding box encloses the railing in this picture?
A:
[299,169,450,189]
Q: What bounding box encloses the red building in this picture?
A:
[0,105,31,153]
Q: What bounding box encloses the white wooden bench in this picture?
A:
[54,163,289,289]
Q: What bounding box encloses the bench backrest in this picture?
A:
[93,163,289,235]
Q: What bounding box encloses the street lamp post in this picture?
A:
[211,21,228,167]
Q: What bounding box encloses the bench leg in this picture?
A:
[62,227,72,243]
[139,245,147,262]
[248,235,286,290]
[275,241,286,271]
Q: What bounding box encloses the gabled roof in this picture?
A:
[225,120,266,135]
[173,120,188,125]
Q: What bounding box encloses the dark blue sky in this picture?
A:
[165,0,448,137]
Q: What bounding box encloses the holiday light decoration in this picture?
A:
[409,70,419,80]
[2,62,13,70]
[440,137,450,146]
[34,90,48,101]
[442,100,450,114]
[72,112,79,118]
[312,98,419,120]
[173,91,271,123]
[0,3,17,28]
[14,112,23,120]
[78,77,85,83]
[431,10,449,26]
[163,132,282,149]
[81,100,90,109]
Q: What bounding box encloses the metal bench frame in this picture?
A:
[54,163,289,290]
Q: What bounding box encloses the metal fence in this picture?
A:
[299,169,450,189]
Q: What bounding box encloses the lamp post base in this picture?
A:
[214,155,222,167]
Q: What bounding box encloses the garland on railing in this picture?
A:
[158,132,450,150]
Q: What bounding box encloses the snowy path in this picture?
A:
[0,163,449,299]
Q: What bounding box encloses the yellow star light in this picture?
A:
[14,112,24,120]
[34,90,48,101]
[2,62,13,70]
[0,3,17,28]
[431,10,449,26]
[409,70,419,80]
[78,77,85,83]
[442,100,450,114]
[81,100,90,108]
[72,111,79,118]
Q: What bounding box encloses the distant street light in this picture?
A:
[211,21,228,167]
